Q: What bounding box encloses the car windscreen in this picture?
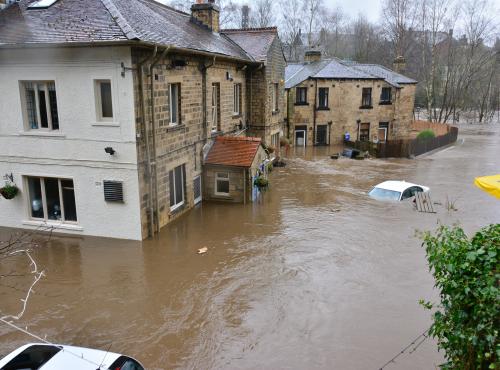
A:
[1,345,61,370]
[368,187,401,201]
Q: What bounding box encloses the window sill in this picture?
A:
[379,101,392,106]
[294,103,309,106]
[169,202,185,214]
[165,124,186,133]
[19,131,66,138]
[272,110,280,115]
[22,220,83,232]
[316,107,330,111]
[359,106,373,110]
[232,114,242,119]
[92,121,120,127]
[212,194,233,200]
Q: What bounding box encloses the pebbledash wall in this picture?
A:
[0,46,143,240]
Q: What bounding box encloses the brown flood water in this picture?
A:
[1,125,499,369]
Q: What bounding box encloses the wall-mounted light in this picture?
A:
[105,147,116,155]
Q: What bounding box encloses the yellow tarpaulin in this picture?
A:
[474,175,500,200]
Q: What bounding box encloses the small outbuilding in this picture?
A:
[204,136,269,203]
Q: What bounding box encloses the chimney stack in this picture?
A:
[241,5,250,29]
[393,55,406,73]
[191,0,220,33]
[304,50,322,63]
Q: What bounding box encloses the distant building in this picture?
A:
[0,0,285,240]
[285,51,417,146]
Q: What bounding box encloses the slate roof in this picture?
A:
[222,27,278,63]
[0,0,252,61]
[205,136,263,167]
[285,58,417,89]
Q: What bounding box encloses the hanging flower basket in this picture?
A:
[254,176,269,188]
[0,184,19,200]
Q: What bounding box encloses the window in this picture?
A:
[215,172,230,196]
[271,132,280,148]
[359,122,370,142]
[380,87,392,104]
[272,83,279,112]
[95,80,113,121]
[26,177,77,222]
[233,83,241,115]
[318,87,329,109]
[22,81,59,130]
[211,83,220,132]
[169,83,181,126]
[109,357,145,370]
[361,87,372,108]
[1,345,61,370]
[169,164,185,211]
[378,122,389,142]
[401,186,423,200]
[296,87,307,104]
[27,0,59,9]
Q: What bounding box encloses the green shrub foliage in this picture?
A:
[417,129,436,140]
[421,224,499,369]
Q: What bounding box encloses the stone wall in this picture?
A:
[204,165,246,203]
[132,48,250,238]
[287,78,416,146]
[247,36,286,149]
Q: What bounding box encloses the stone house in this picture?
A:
[285,51,417,146]
[204,136,268,203]
[0,0,285,240]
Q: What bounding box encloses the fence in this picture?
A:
[348,126,458,158]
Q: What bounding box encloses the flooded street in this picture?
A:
[1,125,499,369]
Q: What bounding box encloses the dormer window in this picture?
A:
[28,0,59,9]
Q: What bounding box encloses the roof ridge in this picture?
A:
[100,0,139,40]
[222,27,278,33]
[140,0,191,18]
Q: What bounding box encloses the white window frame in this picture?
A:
[169,165,185,211]
[211,83,220,132]
[25,176,78,224]
[94,79,114,122]
[20,81,59,131]
[233,83,241,116]
[215,172,230,196]
[169,83,180,126]
[272,83,279,112]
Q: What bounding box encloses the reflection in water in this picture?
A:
[0,125,499,369]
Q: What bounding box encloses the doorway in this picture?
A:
[316,125,328,145]
[295,125,307,146]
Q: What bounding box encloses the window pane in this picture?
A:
[174,165,184,204]
[25,84,38,129]
[169,170,175,206]
[44,178,61,220]
[170,84,178,124]
[61,179,77,221]
[100,81,113,118]
[28,177,44,219]
[48,84,59,129]
[38,87,49,128]
[217,180,229,194]
[217,172,229,178]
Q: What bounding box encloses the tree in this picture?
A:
[381,0,419,59]
[0,227,51,323]
[251,0,275,28]
[420,224,499,369]
[278,0,303,61]
[301,0,324,46]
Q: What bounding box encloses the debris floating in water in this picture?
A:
[197,247,208,254]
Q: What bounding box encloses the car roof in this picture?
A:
[373,181,423,192]
[0,343,123,370]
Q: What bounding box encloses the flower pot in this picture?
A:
[0,185,19,200]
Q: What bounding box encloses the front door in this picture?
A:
[316,125,327,145]
[295,130,306,146]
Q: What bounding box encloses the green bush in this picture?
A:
[254,177,269,188]
[0,184,19,200]
[417,129,436,140]
[420,224,499,369]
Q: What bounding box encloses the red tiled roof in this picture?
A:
[205,136,263,167]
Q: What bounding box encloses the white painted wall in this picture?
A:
[0,46,143,240]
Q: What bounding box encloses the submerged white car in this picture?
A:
[0,343,144,370]
[368,181,430,201]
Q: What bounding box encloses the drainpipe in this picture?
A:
[313,79,318,146]
[150,47,170,235]
[138,46,157,238]
[200,56,216,139]
[243,168,246,205]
